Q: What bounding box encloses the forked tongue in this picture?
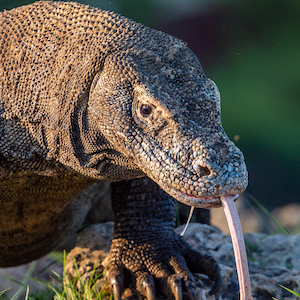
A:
[220,195,253,300]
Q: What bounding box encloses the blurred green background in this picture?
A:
[1,0,299,211]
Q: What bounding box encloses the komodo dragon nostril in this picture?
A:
[192,160,211,177]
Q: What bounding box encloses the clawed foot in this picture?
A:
[66,177,222,299]
[106,233,221,300]
[65,234,221,300]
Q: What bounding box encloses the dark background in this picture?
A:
[1,0,299,211]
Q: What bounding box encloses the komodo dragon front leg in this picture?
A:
[108,177,220,299]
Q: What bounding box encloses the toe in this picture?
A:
[168,274,183,300]
[208,271,222,295]
[136,271,156,300]
[168,256,196,300]
[106,264,125,300]
[184,248,221,294]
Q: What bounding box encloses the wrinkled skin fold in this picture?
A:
[0,2,248,299]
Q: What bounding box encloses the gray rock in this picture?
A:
[176,223,300,300]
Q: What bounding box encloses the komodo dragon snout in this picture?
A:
[88,47,248,208]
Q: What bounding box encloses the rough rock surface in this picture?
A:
[1,222,300,299]
[178,223,300,300]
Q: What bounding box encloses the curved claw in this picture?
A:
[208,272,222,295]
[107,265,124,300]
[112,283,122,300]
[137,272,156,300]
[174,284,183,300]
[184,279,196,300]
[145,285,156,300]
[187,288,196,300]
[169,274,183,300]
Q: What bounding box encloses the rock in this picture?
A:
[64,222,300,299]
[74,221,114,252]
[64,222,114,292]
[177,223,300,300]
[244,231,300,270]
[2,221,300,300]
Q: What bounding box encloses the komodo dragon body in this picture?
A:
[0,1,248,299]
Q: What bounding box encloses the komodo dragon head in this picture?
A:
[0,0,247,209]
[86,34,248,209]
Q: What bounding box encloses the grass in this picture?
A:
[0,261,38,300]
[1,251,111,300]
[273,285,300,299]
[246,193,291,235]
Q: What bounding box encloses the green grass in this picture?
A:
[40,251,110,300]
[273,285,300,299]
[246,194,291,235]
[1,251,110,300]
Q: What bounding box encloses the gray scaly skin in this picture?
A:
[0,1,248,299]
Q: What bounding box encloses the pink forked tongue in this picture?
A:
[220,195,253,300]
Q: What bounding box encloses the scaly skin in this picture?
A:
[109,177,221,299]
[0,1,248,299]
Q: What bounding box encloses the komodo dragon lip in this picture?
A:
[173,188,239,208]
[156,177,239,209]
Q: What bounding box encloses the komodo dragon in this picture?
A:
[0,1,248,299]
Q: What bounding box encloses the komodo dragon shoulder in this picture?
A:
[0,2,248,299]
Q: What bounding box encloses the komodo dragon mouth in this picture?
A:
[156,176,240,209]
[172,188,239,207]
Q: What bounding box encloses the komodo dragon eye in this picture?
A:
[140,104,152,117]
